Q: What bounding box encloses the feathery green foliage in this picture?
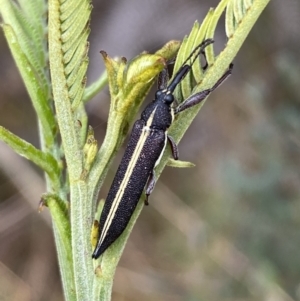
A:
[168,0,270,154]
[0,0,55,148]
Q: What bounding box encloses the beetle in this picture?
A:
[92,39,233,259]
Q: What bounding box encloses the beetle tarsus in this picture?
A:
[167,135,179,160]
[145,171,156,205]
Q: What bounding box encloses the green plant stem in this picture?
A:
[88,114,123,209]
[93,200,144,301]
[52,226,77,301]
[48,0,93,300]
[44,194,76,301]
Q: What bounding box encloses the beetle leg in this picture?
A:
[175,63,233,114]
[157,57,177,90]
[157,67,169,90]
[145,171,156,205]
[167,135,179,160]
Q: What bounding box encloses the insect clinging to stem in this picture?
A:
[92,39,233,259]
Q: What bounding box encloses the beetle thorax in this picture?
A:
[141,101,173,131]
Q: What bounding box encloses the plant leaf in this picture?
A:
[0,125,60,191]
[0,0,48,88]
[0,0,55,148]
[167,158,195,168]
[60,0,91,110]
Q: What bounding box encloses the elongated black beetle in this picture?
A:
[92,39,233,258]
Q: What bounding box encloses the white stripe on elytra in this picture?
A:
[99,107,158,245]
[154,132,167,167]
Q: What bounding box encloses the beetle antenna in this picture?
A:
[167,39,214,92]
[182,39,214,67]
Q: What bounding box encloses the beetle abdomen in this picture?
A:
[92,119,166,258]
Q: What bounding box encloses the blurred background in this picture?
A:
[0,0,300,300]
